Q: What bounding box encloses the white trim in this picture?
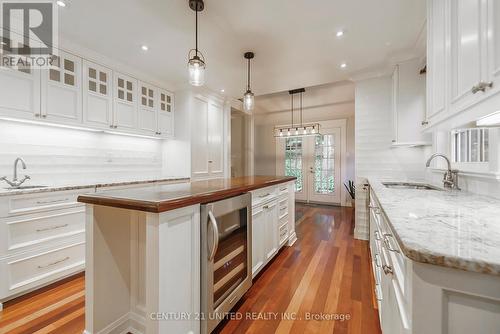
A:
[429,168,500,180]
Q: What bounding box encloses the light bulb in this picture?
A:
[188,56,205,86]
[287,129,291,136]
[279,129,283,137]
[295,128,299,135]
[303,127,307,135]
[243,90,254,112]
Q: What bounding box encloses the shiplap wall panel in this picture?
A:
[0,121,164,187]
[354,76,428,240]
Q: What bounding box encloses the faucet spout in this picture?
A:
[13,157,27,182]
[426,153,451,171]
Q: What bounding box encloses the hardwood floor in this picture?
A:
[0,204,380,334]
[217,204,381,334]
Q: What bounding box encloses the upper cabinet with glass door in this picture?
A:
[426,0,500,127]
[0,38,41,120]
[113,72,138,131]
[83,60,113,129]
[157,89,174,137]
[41,50,82,125]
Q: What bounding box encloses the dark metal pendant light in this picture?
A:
[187,0,206,86]
[243,51,255,112]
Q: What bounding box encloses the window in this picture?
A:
[452,128,489,163]
[284,137,303,191]
[314,134,335,194]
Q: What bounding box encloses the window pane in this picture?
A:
[314,134,335,194]
[284,138,303,192]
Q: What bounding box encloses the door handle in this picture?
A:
[208,211,219,261]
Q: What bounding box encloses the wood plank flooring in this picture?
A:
[0,204,380,334]
[217,204,381,334]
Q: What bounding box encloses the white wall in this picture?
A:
[354,76,429,239]
[0,120,168,187]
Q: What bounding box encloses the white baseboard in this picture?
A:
[85,311,145,334]
[354,228,369,241]
[287,232,297,246]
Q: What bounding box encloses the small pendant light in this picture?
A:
[243,52,255,112]
[187,0,206,86]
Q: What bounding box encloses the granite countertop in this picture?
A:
[0,177,190,197]
[78,176,296,213]
[369,179,500,275]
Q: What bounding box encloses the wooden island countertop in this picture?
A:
[78,175,296,213]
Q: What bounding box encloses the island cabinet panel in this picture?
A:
[84,204,201,334]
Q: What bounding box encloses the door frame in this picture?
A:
[275,119,348,207]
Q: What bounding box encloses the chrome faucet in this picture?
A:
[0,157,31,188]
[425,153,460,190]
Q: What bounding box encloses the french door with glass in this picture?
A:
[283,128,341,204]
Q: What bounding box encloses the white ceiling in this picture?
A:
[58,0,426,99]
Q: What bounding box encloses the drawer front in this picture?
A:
[0,190,84,218]
[278,197,288,219]
[278,184,289,196]
[0,207,85,254]
[279,223,288,246]
[251,186,278,208]
[1,241,85,297]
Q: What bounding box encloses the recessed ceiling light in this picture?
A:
[56,1,66,7]
[220,89,225,93]
[141,45,149,51]
[336,30,344,37]
[340,62,347,69]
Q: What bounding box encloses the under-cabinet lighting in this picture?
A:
[0,117,163,140]
[56,0,66,7]
[104,130,162,140]
[0,117,101,132]
[476,110,500,127]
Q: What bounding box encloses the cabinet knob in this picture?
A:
[110,125,114,128]
[421,120,429,126]
[42,115,47,118]
[208,160,213,163]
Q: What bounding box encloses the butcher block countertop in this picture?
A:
[78,176,296,213]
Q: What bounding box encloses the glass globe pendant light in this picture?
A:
[243,52,255,112]
[187,0,205,86]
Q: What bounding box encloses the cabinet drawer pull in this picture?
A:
[375,284,383,301]
[383,234,400,253]
[280,187,287,191]
[383,264,393,275]
[472,81,494,94]
[36,198,69,205]
[421,120,429,126]
[374,231,382,241]
[263,205,269,209]
[259,193,271,198]
[375,254,381,268]
[36,224,68,232]
[37,256,70,269]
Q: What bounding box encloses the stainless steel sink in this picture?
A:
[382,182,443,191]
[4,185,49,190]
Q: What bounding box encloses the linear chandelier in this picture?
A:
[274,88,320,138]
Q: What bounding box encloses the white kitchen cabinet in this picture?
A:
[427,0,500,126]
[41,50,83,125]
[138,81,158,135]
[157,89,174,137]
[263,200,278,261]
[83,60,113,129]
[191,95,225,179]
[391,60,430,146]
[449,0,483,113]
[113,72,138,131]
[207,101,224,177]
[426,0,448,123]
[0,58,41,120]
[251,204,266,276]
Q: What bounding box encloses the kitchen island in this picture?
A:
[78,176,296,334]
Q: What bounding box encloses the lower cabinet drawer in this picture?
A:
[279,223,288,246]
[0,241,85,299]
[251,186,278,208]
[0,207,85,255]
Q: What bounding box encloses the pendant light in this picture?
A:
[187,0,206,86]
[274,88,321,138]
[243,52,255,112]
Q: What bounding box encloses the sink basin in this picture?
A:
[382,182,442,191]
[4,185,49,190]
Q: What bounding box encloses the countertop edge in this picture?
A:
[78,177,296,213]
[368,179,500,276]
[0,177,190,197]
